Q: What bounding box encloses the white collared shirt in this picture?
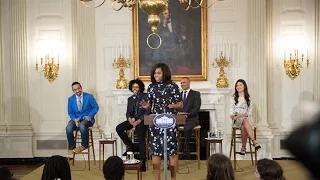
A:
[163,18,173,32]
[182,89,190,100]
[76,93,83,111]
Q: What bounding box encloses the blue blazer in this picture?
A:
[68,92,99,124]
[126,92,149,122]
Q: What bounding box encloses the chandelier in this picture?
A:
[80,0,217,48]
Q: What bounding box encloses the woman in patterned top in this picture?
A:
[140,63,183,180]
[229,79,261,155]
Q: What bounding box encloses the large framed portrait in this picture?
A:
[132,1,207,81]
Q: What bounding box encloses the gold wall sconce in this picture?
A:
[212,51,230,88]
[284,49,309,80]
[112,45,130,89]
[35,54,59,83]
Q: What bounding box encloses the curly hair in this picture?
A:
[256,159,286,180]
[233,79,251,106]
[41,155,71,180]
[128,78,145,92]
[103,156,125,180]
[207,153,234,180]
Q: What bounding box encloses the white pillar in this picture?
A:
[71,0,99,131]
[72,0,96,93]
[247,0,269,131]
[7,0,32,134]
[314,0,320,101]
[0,2,5,133]
[266,0,278,130]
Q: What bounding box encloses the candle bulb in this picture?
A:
[58,55,59,64]
[284,51,286,60]
[36,54,38,64]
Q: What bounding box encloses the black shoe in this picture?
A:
[141,160,146,172]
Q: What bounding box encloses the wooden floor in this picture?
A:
[15,160,312,180]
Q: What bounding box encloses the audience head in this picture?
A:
[129,78,145,95]
[150,63,172,85]
[255,159,286,180]
[71,81,82,96]
[233,79,250,106]
[0,166,16,180]
[103,156,125,180]
[41,155,71,180]
[180,77,190,90]
[207,153,234,180]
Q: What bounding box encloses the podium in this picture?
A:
[144,114,185,180]
[144,114,186,126]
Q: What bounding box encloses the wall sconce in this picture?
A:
[112,45,130,89]
[35,54,59,83]
[212,51,230,88]
[283,49,309,80]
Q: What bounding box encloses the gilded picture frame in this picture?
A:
[132,2,207,81]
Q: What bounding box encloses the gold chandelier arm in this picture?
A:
[147,33,162,49]
[82,0,106,8]
[179,0,216,9]
[111,1,124,11]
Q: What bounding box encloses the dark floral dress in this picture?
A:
[147,82,182,157]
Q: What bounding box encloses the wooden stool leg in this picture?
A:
[72,130,78,166]
[249,139,254,165]
[88,131,90,170]
[90,130,96,165]
[254,128,257,165]
[229,128,234,158]
[197,129,200,170]
[233,128,236,170]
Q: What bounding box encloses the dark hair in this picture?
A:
[0,166,16,180]
[233,79,251,106]
[256,159,286,180]
[150,63,172,85]
[103,156,125,180]
[71,81,82,88]
[129,78,145,92]
[41,155,71,180]
[207,154,234,180]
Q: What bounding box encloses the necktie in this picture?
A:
[183,91,187,101]
[78,98,82,112]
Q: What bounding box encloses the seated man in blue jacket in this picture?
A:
[116,78,149,171]
[66,82,99,156]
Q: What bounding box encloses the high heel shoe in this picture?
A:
[253,143,261,150]
[239,146,246,155]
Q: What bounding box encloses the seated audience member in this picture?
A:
[179,77,201,155]
[116,78,149,171]
[255,158,286,180]
[103,156,125,180]
[207,153,234,180]
[0,166,17,180]
[41,155,71,180]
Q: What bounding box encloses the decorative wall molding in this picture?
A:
[314,0,320,101]
[0,3,5,132]
[35,0,63,19]
[37,28,62,40]
[281,0,305,14]
[104,24,130,37]
[211,21,238,35]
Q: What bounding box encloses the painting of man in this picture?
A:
[134,0,206,80]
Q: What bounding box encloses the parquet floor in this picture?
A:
[15,160,311,180]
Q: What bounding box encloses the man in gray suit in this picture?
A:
[179,77,201,155]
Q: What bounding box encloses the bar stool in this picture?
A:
[229,126,257,171]
[71,127,96,170]
[128,128,149,169]
[177,125,201,170]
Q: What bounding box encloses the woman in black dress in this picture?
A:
[140,63,183,180]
